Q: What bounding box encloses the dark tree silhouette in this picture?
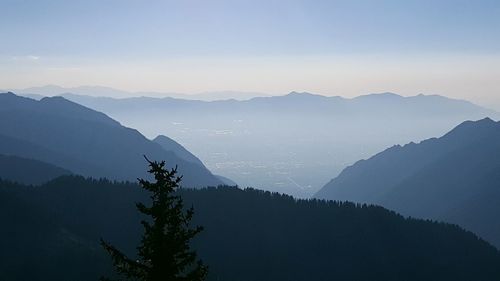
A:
[100,157,207,281]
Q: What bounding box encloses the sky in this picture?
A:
[1,0,500,108]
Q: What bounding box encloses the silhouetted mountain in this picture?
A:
[1,176,500,281]
[60,91,495,117]
[153,135,205,166]
[19,93,45,100]
[0,154,71,185]
[12,85,269,101]
[190,90,270,101]
[315,118,500,248]
[0,92,223,187]
[47,91,498,197]
[12,85,134,98]
[0,92,119,126]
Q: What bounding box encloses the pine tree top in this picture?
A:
[101,157,207,281]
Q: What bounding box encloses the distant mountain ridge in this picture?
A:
[55,90,497,114]
[315,118,500,248]
[40,89,499,197]
[9,85,270,101]
[10,87,499,197]
[15,87,498,120]
[0,92,223,187]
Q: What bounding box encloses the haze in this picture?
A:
[1,0,500,108]
[4,1,500,279]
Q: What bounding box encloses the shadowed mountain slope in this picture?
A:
[315,118,500,248]
[0,92,223,187]
[153,135,205,167]
[0,154,71,185]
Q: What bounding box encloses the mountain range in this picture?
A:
[0,92,223,187]
[8,85,270,101]
[27,88,499,197]
[2,88,500,279]
[315,118,500,248]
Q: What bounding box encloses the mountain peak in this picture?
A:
[476,117,496,123]
[0,92,37,106]
[284,91,326,99]
[355,92,403,100]
[40,95,91,109]
[40,95,69,103]
[1,91,21,98]
[36,95,121,127]
[449,117,497,133]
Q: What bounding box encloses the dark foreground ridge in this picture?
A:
[1,176,499,281]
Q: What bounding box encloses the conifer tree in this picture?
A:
[100,157,207,281]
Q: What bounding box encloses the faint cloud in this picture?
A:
[12,55,41,61]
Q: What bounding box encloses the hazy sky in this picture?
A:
[1,0,499,107]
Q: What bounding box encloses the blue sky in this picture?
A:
[3,0,499,57]
[1,0,500,106]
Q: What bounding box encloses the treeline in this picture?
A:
[1,176,500,281]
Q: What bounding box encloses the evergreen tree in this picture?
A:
[100,157,207,281]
